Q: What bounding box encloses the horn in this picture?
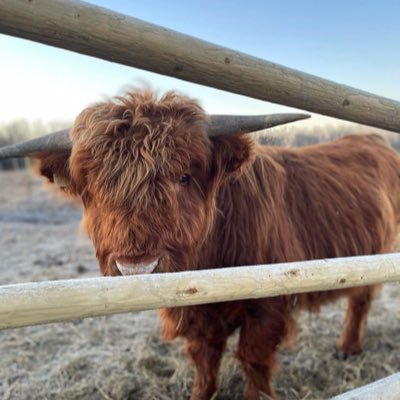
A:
[0,129,71,159]
[0,114,310,159]
[207,113,310,137]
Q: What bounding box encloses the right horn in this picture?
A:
[207,113,310,137]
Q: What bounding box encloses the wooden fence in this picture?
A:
[1,0,400,398]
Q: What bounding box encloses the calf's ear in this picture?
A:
[210,134,255,183]
[33,151,76,194]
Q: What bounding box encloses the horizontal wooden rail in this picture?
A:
[1,0,400,132]
[1,253,400,329]
[331,372,400,400]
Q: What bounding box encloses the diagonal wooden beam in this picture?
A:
[331,372,400,400]
[0,0,400,132]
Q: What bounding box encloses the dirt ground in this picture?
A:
[1,169,399,400]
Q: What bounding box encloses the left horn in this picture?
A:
[0,114,310,159]
[207,113,310,137]
[0,129,71,159]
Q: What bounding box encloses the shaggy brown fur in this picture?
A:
[36,90,400,400]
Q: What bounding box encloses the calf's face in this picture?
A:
[38,91,254,276]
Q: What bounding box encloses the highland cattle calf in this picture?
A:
[2,90,400,399]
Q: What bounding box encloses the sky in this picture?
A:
[1,0,399,128]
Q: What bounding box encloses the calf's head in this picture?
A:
[45,91,254,275]
[1,90,309,276]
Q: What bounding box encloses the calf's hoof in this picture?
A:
[334,347,362,361]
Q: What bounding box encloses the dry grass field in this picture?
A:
[1,169,399,399]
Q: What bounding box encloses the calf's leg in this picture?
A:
[336,285,380,359]
[185,336,227,400]
[237,298,291,400]
[161,305,234,400]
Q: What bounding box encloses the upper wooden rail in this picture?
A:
[1,0,400,132]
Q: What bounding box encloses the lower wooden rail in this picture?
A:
[1,253,400,329]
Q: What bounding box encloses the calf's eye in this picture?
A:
[179,174,191,185]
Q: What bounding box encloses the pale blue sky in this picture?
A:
[0,0,399,126]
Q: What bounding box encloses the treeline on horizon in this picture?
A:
[1,119,400,170]
[258,122,400,150]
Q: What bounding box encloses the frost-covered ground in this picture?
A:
[1,170,399,400]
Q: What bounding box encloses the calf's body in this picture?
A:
[161,134,400,399]
[36,92,400,399]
